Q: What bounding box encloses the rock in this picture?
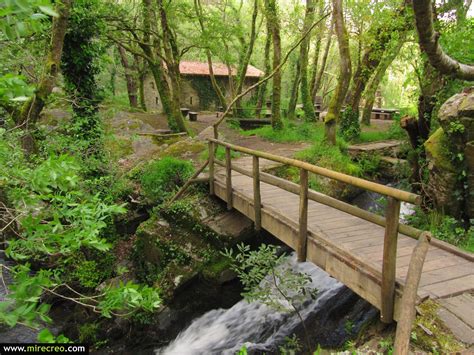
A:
[203,210,253,242]
[157,218,169,228]
[196,126,215,141]
[425,89,474,220]
[459,92,474,118]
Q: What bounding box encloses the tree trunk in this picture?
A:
[325,0,351,145]
[287,56,301,120]
[235,0,259,111]
[118,45,138,108]
[157,0,187,132]
[255,22,272,118]
[311,17,333,100]
[300,0,316,121]
[309,0,325,101]
[138,0,186,132]
[361,35,406,125]
[15,0,72,153]
[264,0,282,130]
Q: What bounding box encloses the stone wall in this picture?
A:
[143,74,259,112]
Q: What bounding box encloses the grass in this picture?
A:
[240,117,405,145]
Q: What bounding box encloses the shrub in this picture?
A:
[140,157,194,202]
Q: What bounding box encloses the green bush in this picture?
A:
[140,157,194,202]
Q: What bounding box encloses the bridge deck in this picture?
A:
[212,157,473,321]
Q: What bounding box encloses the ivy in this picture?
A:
[187,76,220,110]
[61,0,105,161]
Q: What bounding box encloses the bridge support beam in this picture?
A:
[225,146,233,210]
[381,196,401,323]
[208,141,215,196]
[297,168,308,262]
[253,156,261,231]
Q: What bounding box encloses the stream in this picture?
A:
[157,253,377,355]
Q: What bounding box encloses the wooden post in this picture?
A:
[253,155,261,231]
[225,146,232,210]
[208,141,215,196]
[381,196,401,323]
[297,168,308,262]
[394,232,431,355]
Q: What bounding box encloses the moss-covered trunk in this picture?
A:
[15,0,72,153]
[324,0,351,145]
[118,45,138,109]
[299,0,316,121]
[361,35,406,125]
[264,0,282,130]
[255,23,272,118]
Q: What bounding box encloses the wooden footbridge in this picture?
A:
[199,139,473,325]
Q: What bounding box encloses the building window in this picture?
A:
[190,96,193,105]
[155,97,159,106]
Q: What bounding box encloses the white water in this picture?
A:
[157,253,343,355]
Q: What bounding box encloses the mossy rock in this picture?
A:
[201,254,236,284]
[424,128,456,172]
[159,138,206,159]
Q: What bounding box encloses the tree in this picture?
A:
[193,0,228,110]
[361,33,407,125]
[14,0,72,153]
[234,0,259,114]
[117,45,139,108]
[299,0,316,121]
[264,0,282,130]
[310,16,333,101]
[324,0,351,145]
[255,22,272,118]
[413,0,474,81]
[108,0,187,132]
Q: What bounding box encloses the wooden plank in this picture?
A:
[381,197,401,323]
[418,263,473,287]
[397,254,468,278]
[253,156,261,231]
[420,274,474,298]
[298,168,308,262]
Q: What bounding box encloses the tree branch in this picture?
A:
[413,0,474,81]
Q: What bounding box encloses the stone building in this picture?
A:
[143,61,263,112]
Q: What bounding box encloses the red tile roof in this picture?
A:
[179,60,263,78]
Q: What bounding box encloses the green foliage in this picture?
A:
[0,146,126,261]
[0,133,161,328]
[406,208,474,252]
[0,0,57,39]
[0,74,34,104]
[339,107,361,142]
[37,329,71,343]
[223,244,317,312]
[140,157,194,202]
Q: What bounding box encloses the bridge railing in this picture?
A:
[207,138,422,323]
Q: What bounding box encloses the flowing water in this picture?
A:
[157,253,377,355]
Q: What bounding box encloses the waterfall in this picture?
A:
[157,253,344,355]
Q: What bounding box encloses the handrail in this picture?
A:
[208,138,421,205]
